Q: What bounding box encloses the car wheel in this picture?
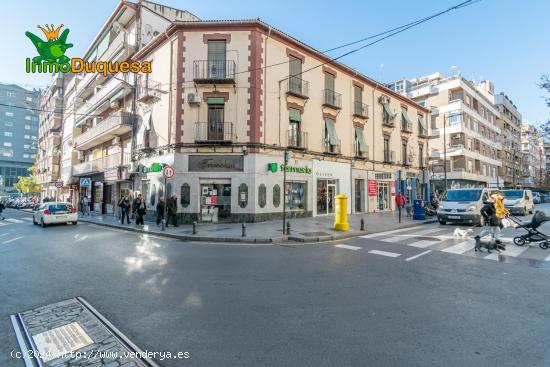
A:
[40,218,46,228]
[438,219,446,225]
[72,221,77,225]
[32,216,37,225]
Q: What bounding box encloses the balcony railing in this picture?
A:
[401,121,412,133]
[323,137,341,154]
[72,152,126,175]
[382,115,395,128]
[402,155,412,166]
[322,89,342,109]
[194,122,233,143]
[286,77,309,99]
[193,60,236,83]
[287,130,308,149]
[137,78,161,102]
[353,101,369,118]
[418,127,428,138]
[383,150,396,163]
[355,145,369,159]
[74,111,134,150]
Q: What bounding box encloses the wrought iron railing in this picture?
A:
[194,122,234,142]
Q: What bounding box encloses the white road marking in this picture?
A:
[407,240,439,248]
[368,250,401,258]
[334,244,362,251]
[544,252,550,262]
[382,235,412,243]
[5,218,23,223]
[0,222,8,226]
[21,217,33,221]
[2,236,23,244]
[0,232,10,237]
[360,224,434,239]
[485,244,530,261]
[404,250,432,262]
[442,241,476,254]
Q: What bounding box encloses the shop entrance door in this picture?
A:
[317,180,337,215]
[377,182,390,210]
[200,182,231,223]
[327,184,336,214]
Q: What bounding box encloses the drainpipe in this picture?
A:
[263,26,271,145]
[371,82,379,212]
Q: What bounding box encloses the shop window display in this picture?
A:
[285,182,306,211]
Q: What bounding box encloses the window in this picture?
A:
[23,154,29,158]
[258,184,267,208]
[180,184,190,207]
[24,135,30,139]
[26,96,33,102]
[273,184,281,208]
[2,150,13,157]
[288,108,301,148]
[4,132,12,137]
[401,108,411,131]
[402,141,408,165]
[324,117,340,153]
[353,85,363,115]
[383,136,391,162]
[4,142,12,147]
[5,112,14,117]
[5,121,13,127]
[25,116,31,121]
[355,179,364,212]
[285,182,307,211]
[6,91,15,97]
[24,144,30,149]
[31,136,36,140]
[207,40,227,78]
[288,55,303,95]
[206,98,225,141]
[448,111,462,125]
[354,127,368,157]
[25,125,31,130]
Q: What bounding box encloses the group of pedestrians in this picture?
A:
[115,193,179,227]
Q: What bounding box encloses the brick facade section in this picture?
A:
[247,30,263,151]
[287,101,304,112]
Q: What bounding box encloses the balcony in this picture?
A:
[99,31,136,64]
[323,137,341,154]
[72,152,127,175]
[322,89,342,109]
[194,122,234,143]
[418,127,428,138]
[353,101,369,118]
[355,145,369,159]
[74,111,135,150]
[383,150,396,164]
[287,130,308,150]
[193,60,236,84]
[382,116,395,128]
[401,121,412,133]
[137,78,161,102]
[286,77,309,99]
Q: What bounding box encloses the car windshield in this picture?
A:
[442,190,482,202]
[48,204,71,213]
[503,191,523,199]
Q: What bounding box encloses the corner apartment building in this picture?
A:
[42,1,429,222]
[37,73,64,199]
[520,123,544,188]
[494,92,522,187]
[0,83,39,197]
[128,18,429,223]
[389,73,502,193]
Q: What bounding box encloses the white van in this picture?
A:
[502,189,534,216]
[437,188,492,226]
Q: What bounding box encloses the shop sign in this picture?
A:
[391,181,396,196]
[268,163,311,174]
[104,168,119,182]
[138,163,165,174]
[189,155,244,172]
[368,180,377,196]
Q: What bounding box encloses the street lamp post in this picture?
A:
[443,114,448,192]
[282,149,290,234]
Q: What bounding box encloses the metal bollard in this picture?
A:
[360,218,365,231]
[192,221,197,235]
[242,222,246,237]
[286,221,291,235]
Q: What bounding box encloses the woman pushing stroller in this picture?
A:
[475,191,509,249]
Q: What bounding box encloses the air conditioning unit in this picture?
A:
[378,95,389,104]
[187,93,201,105]
[112,136,121,145]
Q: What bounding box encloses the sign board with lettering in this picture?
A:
[189,155,244,172]
[368,180,377,196]
[79,178,91,187]
[32,322,93,363]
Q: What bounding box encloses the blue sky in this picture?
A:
[2,0,548,123]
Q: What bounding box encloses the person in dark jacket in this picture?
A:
[166,194,178,227]
[132,194,142,218]
[120,196,131,224]
[135,197,147,225]
[0,201,5,220]
[117,196,125,222]
[476,195,505,248]
[156,197,165,226]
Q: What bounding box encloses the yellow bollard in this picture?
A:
[333,194,349,231]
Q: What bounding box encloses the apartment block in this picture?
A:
[0,83,39,197]
[494,92,522,187]
[520,123,544,188]
[390,73,502,193]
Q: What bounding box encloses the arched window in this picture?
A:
[273,184,280,208]
[258,184,266,208]
[180,183,190,207]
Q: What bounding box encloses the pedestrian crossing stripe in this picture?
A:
[5,218,23,223]
[21,217,33,221]
[485,244,530,261]
[407,240,439,248]
[442,241,475,254]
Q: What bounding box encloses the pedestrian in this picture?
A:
[166,194,178,227]
[0,200,5,220]
[81,196,90,216]
[136,197,147,225]
[120,196,131,224]
[132,194,142,220]
[117,196,125,223]
[476,191,508,248]
[156,197,165,226]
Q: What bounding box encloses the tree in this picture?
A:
[13,165,40,195]
[538,74,550,136]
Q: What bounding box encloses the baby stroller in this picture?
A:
[509,211,550,249]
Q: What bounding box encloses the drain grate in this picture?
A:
[10,297,161,366]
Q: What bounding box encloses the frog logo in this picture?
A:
[25,24,73,65]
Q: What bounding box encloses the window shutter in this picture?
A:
[208,41,226,61]
[289,108,301,122]
[324,118,340,145]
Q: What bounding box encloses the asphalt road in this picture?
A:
[1,207,550,367]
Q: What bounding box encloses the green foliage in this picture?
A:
[13,166,40,193]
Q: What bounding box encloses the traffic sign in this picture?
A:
[55,181,63,189]
[162,166,174,179]
[79,178,92,187]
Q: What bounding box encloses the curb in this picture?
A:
[78,216,438,244]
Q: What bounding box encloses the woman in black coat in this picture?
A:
[136,197,147,225]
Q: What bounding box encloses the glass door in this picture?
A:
[327,184,336,214]
[207,104,224,141]
[377,183,390,210]
[316,180,327,215]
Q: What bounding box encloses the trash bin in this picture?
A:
[333,194,349,231]
[413,199,425,220]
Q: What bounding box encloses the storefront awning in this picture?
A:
[289,108,301,122]
[324,118,340,146]
[354,127,368,153]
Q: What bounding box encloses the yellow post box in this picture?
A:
[333,194,349,231]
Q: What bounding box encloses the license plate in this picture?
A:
[448,215,461,219]
[56,215,67,219]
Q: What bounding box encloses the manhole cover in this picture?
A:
[300,231,330,236]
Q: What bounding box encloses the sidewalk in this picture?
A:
[78,211,437,244]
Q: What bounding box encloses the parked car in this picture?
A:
[502,189,534,216]
[533,192,542,204]
[437,188,493,226]
[33,202,78,227]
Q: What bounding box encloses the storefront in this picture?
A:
[200,180,232,223]
[367,171,395,212]
[312,160,351,216]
